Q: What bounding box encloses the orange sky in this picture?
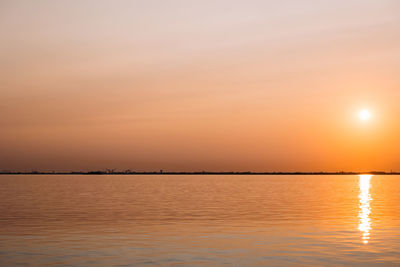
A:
[1,1,400,172]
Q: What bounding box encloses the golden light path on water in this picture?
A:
[359,175,373,244]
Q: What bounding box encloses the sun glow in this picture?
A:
[359,175,373,244]
[359,109,371,121]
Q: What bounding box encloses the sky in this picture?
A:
[1,0,400,172]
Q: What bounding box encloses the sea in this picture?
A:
[0,175,399,266]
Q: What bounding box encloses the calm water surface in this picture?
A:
[0,175,399,266]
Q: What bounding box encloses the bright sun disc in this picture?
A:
[359,109,371,121]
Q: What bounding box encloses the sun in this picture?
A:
[359,109,371,121]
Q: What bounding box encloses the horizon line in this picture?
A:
[0,170,399,175]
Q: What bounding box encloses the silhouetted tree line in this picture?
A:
[0,170,398,175]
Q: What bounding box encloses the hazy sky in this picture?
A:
[1,0,399,172]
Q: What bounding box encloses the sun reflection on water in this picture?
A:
[359,175,373,244]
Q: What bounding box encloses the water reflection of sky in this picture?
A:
[359,175,372,244]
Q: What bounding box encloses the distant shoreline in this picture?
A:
[0,171,398,175]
